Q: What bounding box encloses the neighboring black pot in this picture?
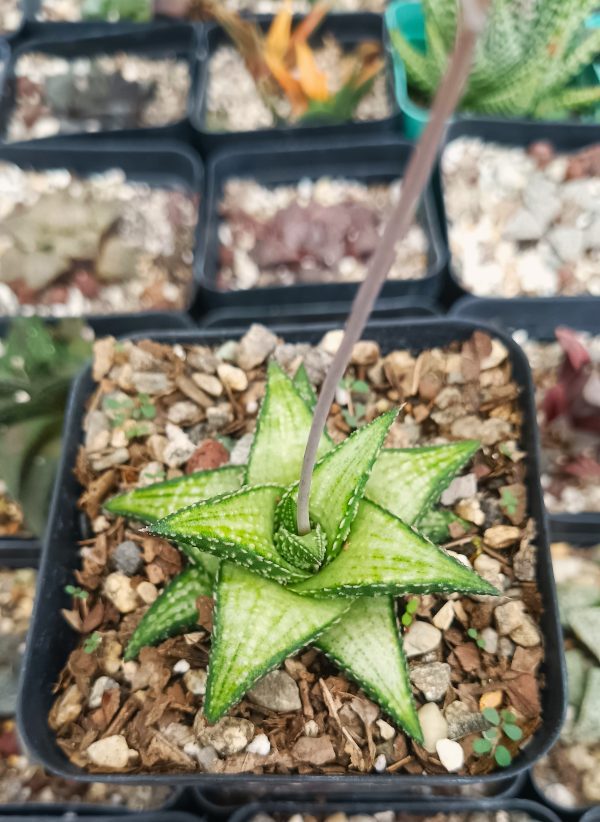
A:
[18,318,565,798]
[194,136,446,313]
[582,809,600,822]
[198,296,439,330]
[0,312,195,566]
[191,14,399,155]
[439,118,600,305]
[451,296,600,544]
[0,23,200,142]
[0,139,203,325]
[0,815,198,821]
[229,798,561,822]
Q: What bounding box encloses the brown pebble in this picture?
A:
[186,439,229,473]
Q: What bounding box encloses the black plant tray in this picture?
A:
[191,14,399,155]
[0,311,195,565]
[0,23,200,143]
[198,296,439,330]
[229,798,561,822]
[451,296,600,544]
[194,136,446,312]
[0,814,198,821]
[439,118,600,305]
[0,139,203,325]
[18,318,565,799]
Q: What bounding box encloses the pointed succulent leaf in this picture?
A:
[125,565,213,661]
[366,440,480,526]
[104,465,244,523]
[417,507,469,543]
[389,29,439,95]
[204,562,351,721]
[275,523,326,572]
[316,596,422,741]
[303,410,397,562]
[293,363,318,410]
[246,362,332,487]
[151,485,308,584]
[292,499,498,598]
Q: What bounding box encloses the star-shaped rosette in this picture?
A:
[105,362,497,743]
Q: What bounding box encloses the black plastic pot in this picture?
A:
[451,296,600,544]
[194,136,446,313]
[0,815,198,821]
[18,318,565,798]
[0,139,203,325]
[440,118,600,305]
[229,798,561,822]
[191,14,399,155]
[198,296,439,330]
[0,23,200,143]
[582,809,600,822]
[0,312,195,568]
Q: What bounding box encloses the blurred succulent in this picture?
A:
[0,318,92,537]
[389,0,600,119]
[205,0,384,124]
[81,0,153,21]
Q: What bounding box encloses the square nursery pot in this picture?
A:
[440,118,600,305]
[451,296,600,545]
[194,136,447,313]
[0,312,195,573]
[0,22,200,143]
[191,14,400,155]
[384,1,600,141]
[0,140,203,325]
[18,318,566,800]
[228,798,561,822]
[197,296,439,331]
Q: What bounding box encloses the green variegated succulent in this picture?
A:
[389,0,600,120]
[105,361,497,742]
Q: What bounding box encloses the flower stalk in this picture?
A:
[296,0,490,535]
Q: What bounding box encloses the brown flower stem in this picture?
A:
[296,0,490,536]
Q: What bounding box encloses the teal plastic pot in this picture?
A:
[385,1,600,135]
[384,1,429,139]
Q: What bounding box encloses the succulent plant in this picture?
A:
[389,0,600,119]
[106,361,496,741]
[0,318,92,537]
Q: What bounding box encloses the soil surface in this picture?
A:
[206,40,390,132]
[50,326,545,777]
[519,331,600,514]
[532,541,600,809]
[0,566,172,807]
[442,139,600,297]
[8,53,190,141]
[0,164,198,317]
[38,0,385,17]
[251,813,535,822]
[216,178,428,290]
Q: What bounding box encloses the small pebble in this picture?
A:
[435,737,464,772]
[373,753,387,772]
[246,733,271,756]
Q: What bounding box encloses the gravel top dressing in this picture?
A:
[442,138,600,298]
[0,0,20,33]
[0,164,198,317]
[517,330,600,514]
[0,566,172,807]
[533,541,600,809]
[206,41,390,133]
[50,325,545,777]
[216,177,428,291]
[8,53,190,142]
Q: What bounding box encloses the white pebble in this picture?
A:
[173,659,191,674]
[374,753,387,772]
[436,737,465,772]
[246,733,271,756]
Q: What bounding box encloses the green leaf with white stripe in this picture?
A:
[151,485,307,584]
[293,363,318,410]
[125,565,213,661]
[104,465,244,523]
[246,362,332,487]
[366,440,479,526]
[299,411,397,562]
[417,507,469,543]
[316,596,422,741]
[204,562,351,721]
[292,499,497,598]
[275,523,326,572]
